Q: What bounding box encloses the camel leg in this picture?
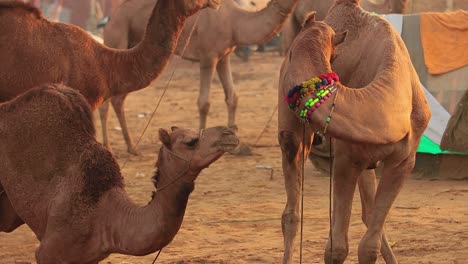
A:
[358,170,398,263]
[98,99,112,152]
[325,153,362,264]
[198,57,217,130]
[358,156,414,263]
[0,187,24,232]
[110,94,140,155]
[278,107,313,264]
[216,55,238,131]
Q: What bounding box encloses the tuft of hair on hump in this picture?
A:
[81,145,124,204]
[0,1,43,19]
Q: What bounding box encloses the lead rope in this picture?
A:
[144,12,202,264]
[120,12,201,171]
[299,124,306,264]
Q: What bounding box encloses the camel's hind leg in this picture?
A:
[110,94,140,155]
[278,126,313,264]
[358,169,398,263]
[358,156,415,263]
[0,185,24,232]
[216,55,238,131]
[324,152,362,264]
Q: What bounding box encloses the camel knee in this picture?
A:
[281,210,300,231]
[225,92,238,110]
[278,130,300,163]
[198,100,210,116]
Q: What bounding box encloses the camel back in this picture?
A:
[0,1,43,19]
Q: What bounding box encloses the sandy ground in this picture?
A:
[1,53,468,264]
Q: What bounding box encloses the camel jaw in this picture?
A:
[217,135,240,152]
[208,0,221,9]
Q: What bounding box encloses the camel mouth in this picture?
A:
[216,134,240,152]
[208,0,221,9]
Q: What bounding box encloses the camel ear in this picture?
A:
[332,31,347,46]
[159,128,171,146]
[171,126,179,131]
[301,11,316,28]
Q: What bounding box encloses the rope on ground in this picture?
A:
[253,104,278,148]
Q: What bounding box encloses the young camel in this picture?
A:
[99,0,299,154]
[0,0,219,149]
[0,83,239,263]
[278,2,431,263]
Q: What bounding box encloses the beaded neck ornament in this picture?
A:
[285,72,339,125]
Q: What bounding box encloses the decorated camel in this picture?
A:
[99,0,299,154]
[278,1,431,263]
[0,0,219,147]
[0,83,239,263]
[281,0,407,55]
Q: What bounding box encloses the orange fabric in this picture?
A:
[420,10,468,75]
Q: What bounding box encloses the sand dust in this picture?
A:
[1,53,467,263]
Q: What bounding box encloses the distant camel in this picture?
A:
[0,83,239,263]
[281,0,407,55]
[99,0,299,154]
[0,0,219,153]
[278,1,430,263]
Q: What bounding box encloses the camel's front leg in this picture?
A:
[358,156,415,263]
[216,54,238,131]
[110,94,140,155]
[358,170,397,264]
[278,124,313,264]
[325,150,362,264]
[198,57,217,130]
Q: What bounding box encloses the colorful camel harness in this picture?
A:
[285,72,339,134]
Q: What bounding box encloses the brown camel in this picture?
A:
[0,0,219,139]
[99,0,299,154]
[281,0,407,55]
[278,1,431,263]
[0,83,239,263]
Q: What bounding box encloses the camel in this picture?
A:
[278,1,431,263]
[0,0,219,135]
[281,0,407,55]
[0,83,239,263]
[99,0,299,154]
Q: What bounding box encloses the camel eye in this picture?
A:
[186,138,199,147]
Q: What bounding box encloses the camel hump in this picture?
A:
[0,1,43,19]
[0,83,96,137]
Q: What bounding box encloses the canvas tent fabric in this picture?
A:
[420,10,468,75]
[440,89,468,153]
[382,13,468,155]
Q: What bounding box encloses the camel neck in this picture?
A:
[232,0,298,45]
[99,0,196,98]
[98,177,195,256]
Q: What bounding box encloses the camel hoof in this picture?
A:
[228,124,239,132]
[228,143,252,156]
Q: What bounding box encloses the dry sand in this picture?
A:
[1,53,467,263]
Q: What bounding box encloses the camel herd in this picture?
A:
[0,0,431,263]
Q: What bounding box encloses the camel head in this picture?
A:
[296,12,347,64]
[155,126,239,183]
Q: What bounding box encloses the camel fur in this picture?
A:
[0,0,219,126]
[0,83,239,263]
[278,1,431,263]
[281,0,407,55]
[99,0,299,154]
